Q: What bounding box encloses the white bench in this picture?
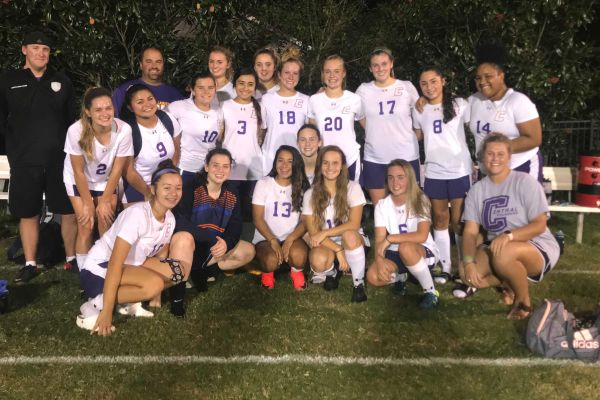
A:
[0,155,10,201]
[544,166,600,244]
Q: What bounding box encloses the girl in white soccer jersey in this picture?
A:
[367,159,440,309]
[120,84,182,205]
[356,47,420,205]
[64,87,133,270]
[253,146,310,290]
[77,160,186,335]
[209,46,236,104]
[413,66,472,284]
[167,71,224,186]
[221,67,265,199]
[302,145,368,303]
[469,44,543,182]
[296,123,322,185]
[261,47,309,172]
[253,46,280,100]
[461,134,559,320]
[308,55,364,182]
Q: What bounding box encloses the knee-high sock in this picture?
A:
[434,229,451,273]
[345,246,365,287]
[76,253,87,271]
[407,257,435,293]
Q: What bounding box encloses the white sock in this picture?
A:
[25,260,36,267]
[291,267,303,273]
[345,246,365,287]
[320,264,336,277]
[76,254,87,270]
[454,233,463,261]
[434,229,451,273]
[66,255,76,262]
[408,257,435,293]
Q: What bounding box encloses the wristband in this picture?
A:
[462,255,474,263]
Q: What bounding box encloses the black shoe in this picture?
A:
[13,265,40,285]
[170,299,186,318]
[392,280,407,296]
[323,271,340,291]
[351,283,367,303]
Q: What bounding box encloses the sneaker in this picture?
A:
[290,270,306,291]
[117,302,154,317]
[452,283,478,299]
[261,271,275,289]
[434,272,452,285]
[351,283,367,303]
[419,290,440,309]
[311,272,327,284]
[170,299,185,318]
[76,313,115,332]
[13,264,40,285]
[323,270,340,291]
[64,259,78,272]
[392,279,407,296]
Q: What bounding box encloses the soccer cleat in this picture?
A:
[261,271,275,289]
[323,270,340,291]
[351,283,367,303]
[452,283,478,299]
[170,299,185,318]
[392,279,407,296]
[64,259,78,272]
[434,272,452,285]
[117,302,154,317]
[13,264,40,285]
[419,290,440,309]
[290,270,306,291]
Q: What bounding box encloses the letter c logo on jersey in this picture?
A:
[482,195,509,232]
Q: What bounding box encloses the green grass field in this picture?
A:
[1,212,599,399]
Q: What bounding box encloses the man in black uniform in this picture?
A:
[0,31,78,283]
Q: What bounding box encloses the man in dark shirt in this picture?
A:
[112,47,184,117]
[0,31,78,283]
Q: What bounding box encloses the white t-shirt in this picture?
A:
[468,88,539,169]
[82,201,176,278]
[308,90,364,165]
[222,99,265,180]
[302,181,365,233]
[134,111,182,183]
[251,176,302,243]
[255,84,280,101]
[212,81,236,107]
[374,195,438,256]
[356,80,420,164]
[167,98,223,172]
[63,118,134,191]
[261,91,309,172]
[412,97,472,179]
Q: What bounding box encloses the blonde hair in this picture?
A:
[321,54,346,90]
[79,87,113,160]
[310,146,350,229]
[386,159,430,219]
[209,46,234,81]
[279,45,304,74]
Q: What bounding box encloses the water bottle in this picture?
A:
[555,230,565,255]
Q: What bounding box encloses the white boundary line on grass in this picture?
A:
[553,270,600,275]
[0,354,599,367]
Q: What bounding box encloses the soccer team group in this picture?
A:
[0,31,560,336]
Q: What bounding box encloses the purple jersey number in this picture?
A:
[202,130,218,143]
[378,100,396,115]
[156,142,167,157]
[237,120,247,134]
[272,201,292,218]
[278,111,296,125]
[324,117,342,131]
[95,163,107,175]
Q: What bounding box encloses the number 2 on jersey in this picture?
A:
[398,224,408,234]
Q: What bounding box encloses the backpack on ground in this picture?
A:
[6,212,65,268]
[526,299,600,361]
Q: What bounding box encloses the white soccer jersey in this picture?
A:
[222,99,265,180]
[374,194,438,256]
[63,118,134,191]
[134,111,182,183]
[213,81,236,107]
[167,98,223,172]
[356,80,420,164]
[82,201,176,278]
[251,176,302,243]
[412,97,472,179]
[308,91,364,165]
[261,91,309,172]
[302,181,365,231]
[468,88,539,169]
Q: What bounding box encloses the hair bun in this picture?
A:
[475,42,507,69]
[280,46,301,63]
